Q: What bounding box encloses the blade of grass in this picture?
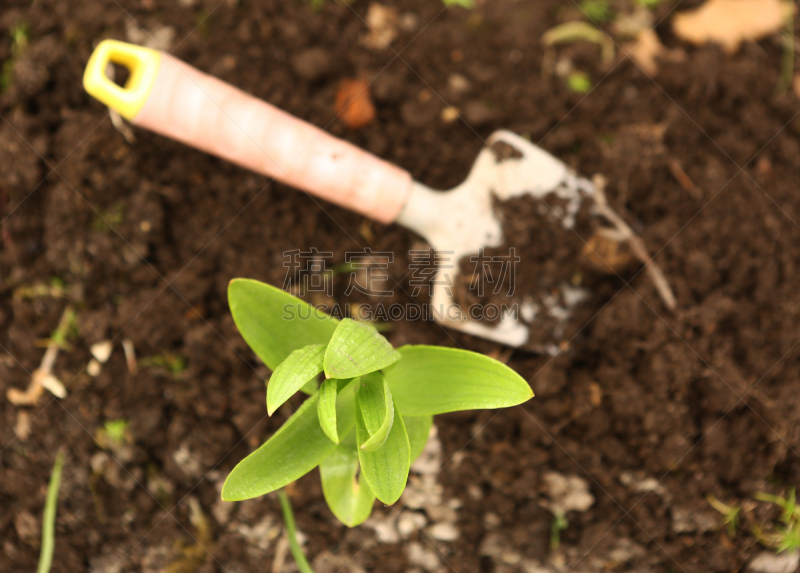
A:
[278,490,314,573]
[38,449,65,573]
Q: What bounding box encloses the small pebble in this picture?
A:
[290,47,330,82]
[397,511,427,537]
[447,73,471,95]
[427,522,460,541]
[441,106,460,123]
[90,340,113,363]
[483,512,501,529]
[407,542,440,571]
[87,358,102,377]
[748,550,800,573]
[463,101,497,127]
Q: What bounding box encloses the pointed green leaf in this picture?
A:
[228,279,338,370]
[317,377,339,443]
[403,415,433,465]
[323,318,400,379]
[267,344,326,415]
[383,345,533,416]
[356,372,394,452]
[222,382,357,501]
[356,401,409,505]
[319,429,376,527]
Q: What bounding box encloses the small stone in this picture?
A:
[360,3,399,50]
[335,79,376,130]
[290,47,330,82]
[748,551,800,573]
[212,499,234,525]
[399,12,419,32]
[463,101,497,127]
[14,511,38,543]
[365,513,401,543]
[441,106,460,123]
[468,484,483,500]
[397,511,427,538]
[608,538,646,564]
[424,504,457,524]
[483,512,501,529]
[87,359,102,377]
[14,410,31,441]
[407,542,440,571]
[90,340,113,363]
[542,472,595,514]
[448,73,471,95]
[427,522,459,541]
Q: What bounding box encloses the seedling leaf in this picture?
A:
[323,318,400,379]
[356,372,395,452]
[318,377,339,443]
[319,429,376,527]
[267,344,326,415]
[383,345,533,416]
[356,401,409,505]
[278,490,314,573]
[38,449,64,573]
[228,279,338,370]
[222,382,356,501]
[404,415,433,465]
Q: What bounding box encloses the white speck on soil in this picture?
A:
[397,511,427,538]
[541,472,595,514]
[406,541,440,571]
[748,551,800,573]
[90,340,113,363]
[427,522,460,541]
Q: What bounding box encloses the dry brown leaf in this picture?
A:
[673,0,793,53]
[335,79,376,130]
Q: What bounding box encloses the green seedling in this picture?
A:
[37,307,77,351]
[13,277,70,302]
[221,279,533,530]
[279,490,314,573]
[753,488,800,552]
[444,0,476,7]
[96,419,131,450]
[707,494,740,538]
[550,510,569,550]
[635,0,663,8]
[567,71,592,94]
[38,449,65,573]
[140,353,187,376]
[91,202,125,232]
[1,21,29,92]
[579,0,611,23]
[542,21,615,65]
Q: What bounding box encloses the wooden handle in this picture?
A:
[132,51,413,223]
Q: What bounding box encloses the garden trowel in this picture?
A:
[84,40,666,349]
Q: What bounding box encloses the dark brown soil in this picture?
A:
[3,0,800,571]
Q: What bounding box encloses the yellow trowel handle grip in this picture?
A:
[82,40,413,224]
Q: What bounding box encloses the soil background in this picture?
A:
[2,0,800,571]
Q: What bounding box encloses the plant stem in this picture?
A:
[278,490,314,573]
[38,449,65,573]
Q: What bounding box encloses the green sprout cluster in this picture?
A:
[753,489,800,553]
[221,279,533,526]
